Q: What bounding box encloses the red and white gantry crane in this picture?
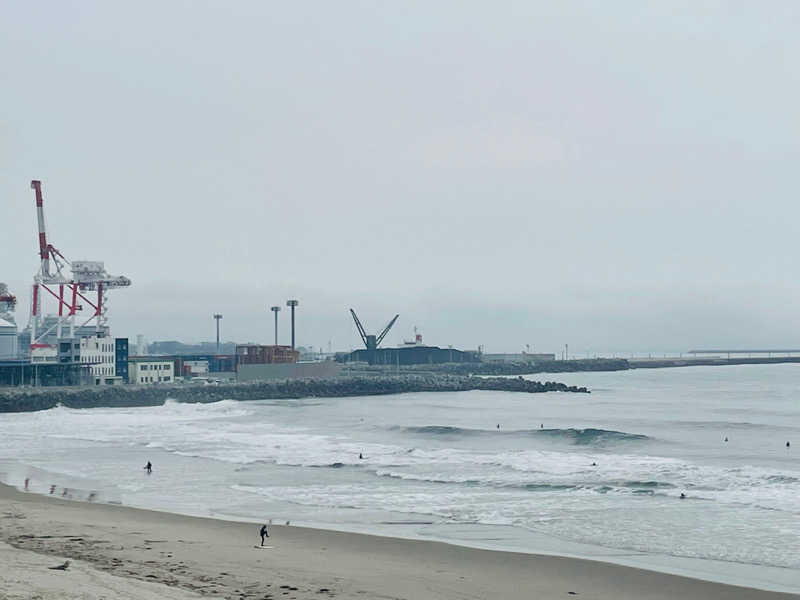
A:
[28,180,131,348]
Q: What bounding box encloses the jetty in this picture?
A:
[0,374,588,413]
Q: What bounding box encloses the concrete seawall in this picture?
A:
[0,375,588,413]
[351,359,630,377]
[628,356,800,368]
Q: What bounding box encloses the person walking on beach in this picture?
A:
[144,461,152,475]
[259,524,269,546]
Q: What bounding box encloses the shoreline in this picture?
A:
[1,482,796,599]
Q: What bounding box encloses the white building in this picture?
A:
[0,317,17,359]
[80,335,119,384]
[30,344,58,364]
[129,358,174,385]
[184,360,209,376]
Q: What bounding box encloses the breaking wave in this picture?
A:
[536,428,650,444]
[398,425,649,444]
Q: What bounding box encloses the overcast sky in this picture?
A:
[2,1,799,354]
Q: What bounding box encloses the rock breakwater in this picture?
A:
[0,375,588,413]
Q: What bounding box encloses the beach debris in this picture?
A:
[48,560,70,571]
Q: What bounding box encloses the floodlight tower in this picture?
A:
[270,306,281,345]
[213,314,222,353]
[286,299,299,350]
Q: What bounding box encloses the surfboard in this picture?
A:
[254,545,273,549]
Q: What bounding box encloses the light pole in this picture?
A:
[286,299,299,350]
[270,306,281,345]
[213,314,222,353]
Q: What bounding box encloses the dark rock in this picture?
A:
[0,374,588,414]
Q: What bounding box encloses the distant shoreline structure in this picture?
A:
[346,355,800,377]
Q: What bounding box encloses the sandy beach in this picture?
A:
[0,482,795,600]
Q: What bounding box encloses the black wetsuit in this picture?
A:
[260,525,269,546]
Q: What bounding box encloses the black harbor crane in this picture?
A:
[350,309,399,362]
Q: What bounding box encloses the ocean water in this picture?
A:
[1,364,799,592]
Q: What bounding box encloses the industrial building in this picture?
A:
[236,344,299,365]
[172,354,236,378]
[0,319,17,360]
[53,334,126,385]
[115,338,129,382]
[0,283,17,360]
[18,318,106,357]
[0,360,88,387]
[233,343,340,380]
[341,345,480,365]
[128,357,175,385]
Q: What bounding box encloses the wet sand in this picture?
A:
[0,482,796,600]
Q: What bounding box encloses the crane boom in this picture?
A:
[350,309,368,347]
[376,314,399,347]
[31,180,50,276]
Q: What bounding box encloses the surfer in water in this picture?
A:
[144,461,152,475]
[259,524,269,546]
